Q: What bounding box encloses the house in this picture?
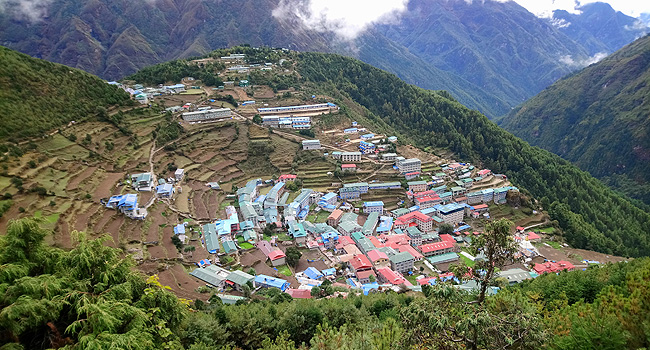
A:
[341,152,362,163]
[426,252,459,265]
[222,240,238,255]
[105,194,148,220]
[288,221,307,244]
[436,203,465,225]
[390,251,415,273]
[413,191,442,210]
[419,241,455,257]
[226,270,255,292]
[351,232,374,253]
[338,220,362,236]
[174,169,184,181]
[257,103,335,115]
[376,216,393,235]
[397,158,421,174]
[377,267,406,285]
[362,212,380,235]
[327,209,343,227]
[286,288,312,299]
[155,183,175,198]
[318,192,338,207]
[497,268,533,285]
[302,140,322,150]
[360,133,374,140]
[189,265,231,289]
[405,226,423,247]
[256,241,286,266]
[344,127,358,134]
[339,182,369,200]
[356,269,377,284]
[264,182,285,209]
[303,267,324,280]
[363,201,384,214]
[408,181,428,193]
[394,211,434,232]
[341,164,357,173]
[349,254,373,272]
[277,174,297,183]
[182,108,232,122]
[367,249,389,265]
[131,172,153,191]
[533,261,575,274]
[397,244,424,261]
[381,153,397,161]
[254,275,290,292]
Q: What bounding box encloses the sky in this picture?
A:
[506,0,650,18]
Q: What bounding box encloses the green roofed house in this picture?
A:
[391,208,410,218]
[203,223,219,254]
[222,240,238,255]
[426,252,459,265]
[218,294,247,305]
[362,212,380,235]
[226,270,254,292]
[351,231,374,254]
[338,221,362,236]
[390,251,415,273]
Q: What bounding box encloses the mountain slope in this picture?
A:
[499,35,650,204]
[296,51,650,257]
[1,0,646,119]
[0,46,131,141]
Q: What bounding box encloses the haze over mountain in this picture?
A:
[500,34,650,204]
[0,0,647,117]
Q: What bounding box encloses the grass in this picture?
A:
[277,265,292,276]
[180,89,204,95]
[240,242,254,250]
[545,240,562,249]
[406,274,418,285]
[277,233,291,241]
[538,227,556,234]
[459,253,476,267]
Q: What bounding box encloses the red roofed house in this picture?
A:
[256,241,286,266]
[349,254,373,272]
[328,209,344,227]
[277,174,297,183]
[367,250,389,265]
[533,261,575,274]
[341,164,357,173]
[418,276,437,285]
[383,233,411,246]
[527,232,541,241]
[414,193,442,209]
[440,234,455,244]
[516,226,525,232]
[356,269,377,284]
[478,169,492,177]
[377,267,406,285]
[369,236,383,248]
[286,288,312,299]
[418,241,454,257]
[394,211,434,232]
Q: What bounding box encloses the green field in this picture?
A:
[277,265,292,276]
[240,242,254,249]
[180,89,204,95]
[459,253,476,267]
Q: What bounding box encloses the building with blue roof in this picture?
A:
[265,182,285,209]
[363,201,384,214]
[360,133,375,140]
[105,194,147,220]
[437,203,465,225]
[322,268,336,276]
[321,231,339,249]
[155,183,174,198]
[376,216,393,234]
[254,274,290,291]
[303,267,324,280]
[319,192,337,207]
[173,224,186,235]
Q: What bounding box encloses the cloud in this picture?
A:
[559,52,608,68]
[624,19,649,32]
[0,0,53,22]
[548,17,571,28]
[272,0,409,40]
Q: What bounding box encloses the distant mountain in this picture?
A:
[499,34,650,204]
[551,2,648,56]
[0,0,646,118]
[0,46,130,141]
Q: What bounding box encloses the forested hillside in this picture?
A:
[0,46,131,141]
[500,35,650,204]
[2,217,650,349]
[296,52,650,257]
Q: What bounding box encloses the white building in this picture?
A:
[174,169,184,181]
[341,152,362,163]
[397,158,421,174]
[302,140,322,150]
[182,108,232,122]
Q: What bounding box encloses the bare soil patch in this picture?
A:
[67,166,98,191]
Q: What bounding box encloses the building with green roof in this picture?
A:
[226,270,254,292]
[390,251,414,273]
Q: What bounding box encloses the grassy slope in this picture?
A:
[0,46,131,141]
[499,35,650,203]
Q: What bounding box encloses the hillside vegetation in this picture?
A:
[0,46,131,141]
[296,52,650,257]
[500,34,650,204]
[2,217,650,349]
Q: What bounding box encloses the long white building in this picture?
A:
[182,108,232,122]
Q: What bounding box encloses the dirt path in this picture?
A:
[67,166,98,191]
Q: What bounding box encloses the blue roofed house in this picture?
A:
[363,201,384,214]
[174,223,186,236]
[155,183,175,198]
[321,231,339,249]
[288,221,307,245]
[254,274,290,291]
[105,194,148,220]
[303,267,324,280]
[131,172,153,191]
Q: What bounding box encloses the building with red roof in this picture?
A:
[418,241,454,257]
[341,164,357,173]
[527,232,541,241]
[286,288,312,299]
[367,250,389,264]
[415,193,442,209]
[369,236,383,248]
[383,233,411,246]
[533,261,575,274]
[394,211,434,232]
[256,241,286,266]
[377,267,406,285]
[277,174,297,183]
[349,254,372,272]
[440,234,455,244]
[418,276,437,285]
[327,209,343,227]
[356,269,377,284]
